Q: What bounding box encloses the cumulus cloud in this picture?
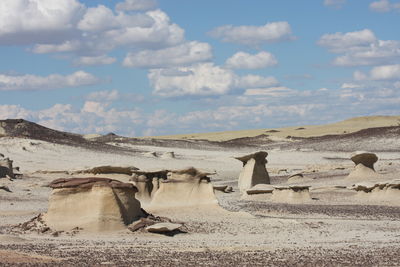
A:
[1,1,185,66]
[86,90,120,102]
[148,63,280,97]
[116,0,157,11]
[318,29,400,66]
[0,0,85,45]
[369,0,400,12]
[123,41,212,68]
[0,71,101,91]
[225,51,277,69]
[323,0,346,8]
[74,55,116,66]
[354,64,400,81]
[209,21,295,46]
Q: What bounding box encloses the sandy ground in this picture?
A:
[1,120,400,266]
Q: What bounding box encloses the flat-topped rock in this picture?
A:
[246,184,274,195]
[146,223,182,233]
[235,151,270,192]
[48,177,137,190]
[44,177,143,232]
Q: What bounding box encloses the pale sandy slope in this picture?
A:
[147,115,400,141]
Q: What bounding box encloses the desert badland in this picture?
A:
[0,116,400,266]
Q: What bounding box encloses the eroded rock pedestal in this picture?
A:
[235,151,270,192]
[44,178,144,232]
[347,152,379,180]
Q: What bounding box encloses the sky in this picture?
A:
[0,0,400,137]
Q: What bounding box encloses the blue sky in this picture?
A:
[0,0,399,136]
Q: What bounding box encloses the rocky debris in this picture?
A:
[74,166,139,176]
[235,151,270,192]
[0,185,12,192]
[246,184,274,195]
[213,185,234,193]
[43,177,143,232]
[145,223,183,234]
[161,152,175,159]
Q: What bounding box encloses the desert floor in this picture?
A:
[1,119,400,266]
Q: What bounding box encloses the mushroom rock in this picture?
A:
[43,178,144,232]
[272,185,311,203]
[161,152,175,159]
[0,158,15,179]
[77,166,139,176]
[149,167,218,208]
[130,170,169,204]
[347,152,379,180]
[235,151,270,192]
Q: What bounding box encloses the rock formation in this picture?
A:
[347,152,379,180]
[272,185,311,203]
[0,157,15,179]
[149,167,218,207]
[131,170,169,204]
[161,152,175,159]
[235,151,270,192]
[246,184,274,195]
[352,179,400,202]
[43,178,144,232]
[76,166,139,176]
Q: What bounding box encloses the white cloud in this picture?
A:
[74,55,116,66]
[237,75,279,88]
[149,63,236,97]
[323,0,346,8]
[369,0,400,12]
[116,0,157,12]
[86,90,120,102]
[318,29,400,66]
[123,41,212,68]
[318,29,376,53]
[0,0,85,45]
[148,63,280,97]
[341,83,361,89]
[209,21,294,46]
[1,2,186,64]
[244,86,295,97]
[0,71,101,91]
[354,64,400,81]
[225,51,277,69]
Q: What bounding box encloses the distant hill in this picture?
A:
[147,115,400,142]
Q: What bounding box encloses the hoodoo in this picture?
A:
[43,178,144,232]
[347,152,379,180]
[235,151,270,192]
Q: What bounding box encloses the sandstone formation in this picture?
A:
[43,178,144,232]
[145,222,183,233]
[0,157,15,179]
[131,170,169,204]
[77,165,139,176]
[347,152,379,180]
[246,184,274,195]
[149,167,218,208]
[272,185,311,203]
[235,151,270,192]
[352,180,400,202]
